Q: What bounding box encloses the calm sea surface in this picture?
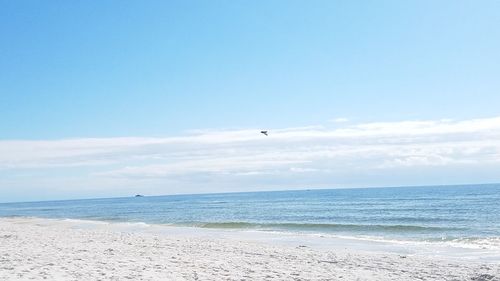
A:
[1,184,499,244]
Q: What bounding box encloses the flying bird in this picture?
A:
[261,130,268,136]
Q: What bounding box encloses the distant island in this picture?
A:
[134,194,144,197]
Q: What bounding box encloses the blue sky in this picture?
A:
[1,1,500,202]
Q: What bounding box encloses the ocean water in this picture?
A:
[1,184,499,246]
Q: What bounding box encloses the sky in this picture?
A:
[1,1,500,202]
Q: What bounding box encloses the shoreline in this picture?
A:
[1,217,499,280]
[3,216,500,263]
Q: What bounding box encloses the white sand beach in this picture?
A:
[0,217,498,281]
[0,218,500,280]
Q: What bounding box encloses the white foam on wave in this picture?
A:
[238,227,500,251]
[61,218,109,225]
[223,228,500,262]
[443,237,500,250]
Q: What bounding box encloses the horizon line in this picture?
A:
[1,182,498,205]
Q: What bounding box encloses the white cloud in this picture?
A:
[1,116,500,197]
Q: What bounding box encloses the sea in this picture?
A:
[1,184,499,255]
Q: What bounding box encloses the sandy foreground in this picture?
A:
[0,218,499,281]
